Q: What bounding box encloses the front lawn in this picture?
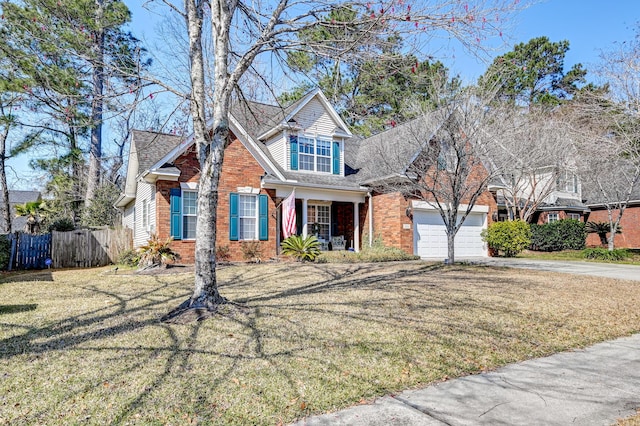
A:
[1,263,639,425]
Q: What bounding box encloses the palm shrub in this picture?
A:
[137,234,180,268]
[586,221,621,246]
[481,220,531,257]
[281,235,321,262]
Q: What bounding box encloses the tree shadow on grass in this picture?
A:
[0,303,37,314]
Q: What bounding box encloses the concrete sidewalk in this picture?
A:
[293,334,640,425]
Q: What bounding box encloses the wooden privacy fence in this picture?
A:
[51,228,133,268]
[4,228,132,270]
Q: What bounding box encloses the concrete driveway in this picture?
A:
[467,257,640,281]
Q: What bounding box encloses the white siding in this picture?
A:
[295,97,339,136]
[266,132,287,170]
[122,201,135,230]
[133,181,156,248]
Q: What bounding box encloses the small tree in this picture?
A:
[14,200,48,234]
[363,75,512,264]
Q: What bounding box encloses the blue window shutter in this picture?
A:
[170,188,182,240]
[290,135,298,170]
[258,194,268,241]
[332,141,340,175]
[229,192,239,241]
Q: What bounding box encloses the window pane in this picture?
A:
[299,154,314,171]
[299,137,314,154]
[317,156,331,173]
[239,195,255,217]
[240,218,256,240]
[183,192,197,215]
[183,216,196,239]
[316,139,331,156]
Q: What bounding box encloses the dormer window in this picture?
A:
[290,134,340,175]
[556,171,578,193]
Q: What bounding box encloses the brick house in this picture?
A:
[116,89,498,261]
[584,187,640,249]
[489,169,589,225]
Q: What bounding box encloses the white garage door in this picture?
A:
[414,210,487,258]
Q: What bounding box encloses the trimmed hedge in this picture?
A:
[530,219,586,252]
[481,220,531,257]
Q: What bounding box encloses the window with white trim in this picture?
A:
[568,213,581,221]
[182,191,197,239]
[142,199,149,231]
[547,213,559,223]
[556,171,578,193]
[239,194,258,240]
[299,136,332,173]
[307,204,330,241]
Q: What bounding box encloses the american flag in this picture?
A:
[282,190,297,239]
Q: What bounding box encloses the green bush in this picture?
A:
[281,235,321,262]
[117,249,139,267]
[48,217,75,232]
[0,234,11,270]
[530,219,586,252]
[481,220,531,257]
[582,248,631,261]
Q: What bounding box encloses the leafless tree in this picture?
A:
[490,107,577,222]
[572,30,640,250]
[361,76,514,264]
[147,0,529,318]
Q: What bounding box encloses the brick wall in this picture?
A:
[155,135,277,263]
[369,192,414,254]
[585,205,640,248]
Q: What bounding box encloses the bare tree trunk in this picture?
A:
[85,0,105,209]
[0,115,11,233]
[447,231,455,264]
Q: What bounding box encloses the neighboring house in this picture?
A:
[1,190,43,233]
[116,89,498,261]
[584,186,640,249]
[490,169,589,224]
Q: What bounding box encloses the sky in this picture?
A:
[9,0,640,190]
[445,0,639,84]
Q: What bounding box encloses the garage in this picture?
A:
[414,209,487,258]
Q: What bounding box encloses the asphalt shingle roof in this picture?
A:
[131,130,183,172]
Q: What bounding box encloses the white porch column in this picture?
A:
[353,201,360,252]
[302,198,308,237]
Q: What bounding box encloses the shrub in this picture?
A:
[582,247,631,261]
[137,234,180,268]
[117,249,139,267]
[530,219,586,252]
[585,221,621,246]
[317,238,419,263]
[241,241,263,263]
[216,245,231,263]
[281,235,320,262]
[481,220,531,257]
[0,234,11,270]
[48,217,75,232]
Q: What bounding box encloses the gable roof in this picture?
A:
[256,89,352,140]
[355,112,443,185]
[8,190,41,204]
[131,130,183,173]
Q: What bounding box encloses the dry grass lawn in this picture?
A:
[0,262,639,425]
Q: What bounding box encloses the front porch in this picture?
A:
[269,185,368,253]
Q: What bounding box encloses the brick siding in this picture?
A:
[585,205,640,248]
[155,134,277,263]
